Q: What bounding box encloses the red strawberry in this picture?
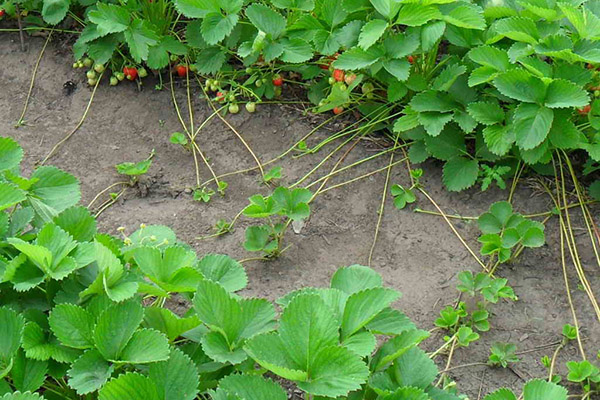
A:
[176,65,188,78]
[333,69,345,82]
[123,67,138,80]
[578,104,591,115]
[272,74,283,86]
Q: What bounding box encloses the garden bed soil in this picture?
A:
[1,33,599,398]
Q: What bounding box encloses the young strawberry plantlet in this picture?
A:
[242,186,312,258]
[262,166,282,184]
[391,169,423,210]
[193,187,215,203]
[488,342,520,368]
[477,201,546,266]
[115,150,154,183]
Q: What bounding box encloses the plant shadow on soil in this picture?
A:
[1,33,599,398]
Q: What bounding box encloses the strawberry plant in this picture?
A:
[242,186,312,257]
[477,201,545,264]
[5,0,600,194]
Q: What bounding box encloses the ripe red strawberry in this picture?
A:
[333,69,345,82]
[578,104,591,115]
[176,65,188,78]
[0,9,6,17]
[407,55,416,64]
[272,74,283,86]
[216,91,226,102]
[123,67,138,80]
[333,106,344,115]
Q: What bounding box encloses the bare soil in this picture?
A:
[1,33,599,398]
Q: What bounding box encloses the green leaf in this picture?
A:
[194,47,227,74]
[483,389,517,400]
[396,4,441,26]
[147,36,188,69]
[494,16,539,44]
[244,226,272,252]
[149,348,199,400]
[442,4,485,30]
[522,379,567,400]
[125,19,159,62]
[370,0,402,20]
[371,329,430,371]
[172,0,219,18]
[342,330,376,357]
[243,333,307,381]
[365,308,416,335]
[49,304,95,349]
[29,166,80,221]
[143,307,200,342]
[442,157,479,191]
[393,347,438,388]
[196,254,247,292]
[512,103,553,150]
[558,3,600,40]
[271,0,314,10]
[418,112,453,136]
[98,373,160,400]
[333,47,384,70]
[201,331,247,364]
[493,69,546,103]
[0,138,23,171]
[67,350,114,394]
[272,187,312,221]
[243,195,278,218]
[424,126,465,160]
[431,64,466,91]
[53,207,97,242]
[296,345,368,397]
[0,307,25,365]
[118,329,169,363]
[280,294,339,368]
[88,3,130,36]
[21,322,78,363]
[218,374,287,400]
[381,387,429,400]
[41,0,69,24]
[384,32,419,58]
[483,125,515,156]
[544,79,589,108]
[10,349,46,392]
[280,38,313,63]
[410,90,457,112]
[0,393,45,400]
[383,59,411,81]
[246,4,286,38]
[468,46,510,71]
[202,13,239,45]
[467,102,504,125]
[86,35,119,65]
[0,183,26,212]
[341,288,400,340]
[478,201,513,234]
[358,19,388,50]
[330,265,382,294]
[93,300,144,361]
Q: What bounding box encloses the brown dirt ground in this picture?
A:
[1,33,599,398]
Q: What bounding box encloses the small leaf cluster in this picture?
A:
[435,270,516,337]
[242,186,312,257]
[478,201,545,263]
